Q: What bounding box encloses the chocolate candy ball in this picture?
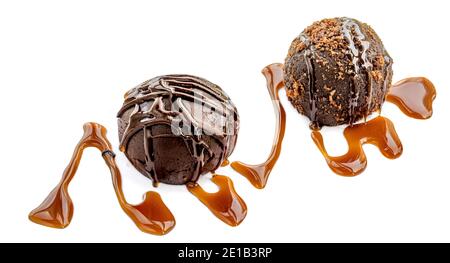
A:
[284,17,393,129]
[117,75,239,185]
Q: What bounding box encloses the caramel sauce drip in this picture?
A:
[187,175,247,226]
[231,63,286,189]
[311,76,436,176]
[311,116,403,176]
[386,77,436,119]
[221,159,230,167]
[29,123,175,235]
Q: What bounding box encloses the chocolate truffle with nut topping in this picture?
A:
[284,17,393,129]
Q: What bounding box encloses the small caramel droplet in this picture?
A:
[221,159,230,167]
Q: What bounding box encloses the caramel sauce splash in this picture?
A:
[386,77,436,119]
[187,175,247,226]
[311,116,403,176]
[29,122,175,235]
[231,63,286,189]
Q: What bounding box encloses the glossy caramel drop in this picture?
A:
[387,77,436,119]
[187,175,247,226]
[311,116,403,176]
[231,63,286,189]
[29,122,175,235]
[221,159,230,167]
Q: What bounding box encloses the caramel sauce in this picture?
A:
[30,70,437,233]
[311,77,436,176]
[386,77,436,119]
[221,159,230,167]
[231,63,436,181]
[29,123,175,235]
[187,175,247,226]
[311,116,403,176]
[231,63,286,189]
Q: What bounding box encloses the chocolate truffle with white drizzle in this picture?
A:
[284,17,393,129]
[118,75,239,186]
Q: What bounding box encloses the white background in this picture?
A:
[1,0,449,242]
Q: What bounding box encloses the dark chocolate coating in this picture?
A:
[284,17,393,129]
[117,75,239,185]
